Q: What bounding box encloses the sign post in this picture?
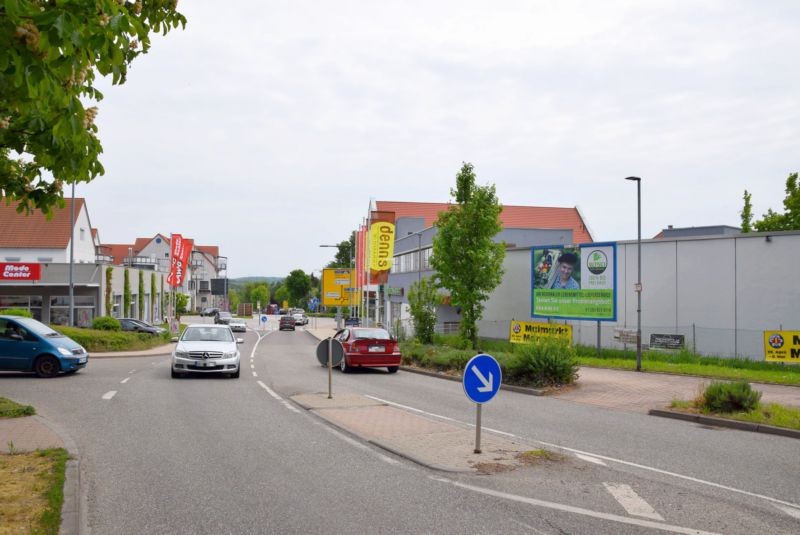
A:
[316,338,344,398]
[462,353,502,454]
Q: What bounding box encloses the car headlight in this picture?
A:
[223,350,238,359]
[174,351,189,358]
[57,347,72,356]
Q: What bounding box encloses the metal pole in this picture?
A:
[474,403,482,454]
[327,336,333,399]
[68,182,75,326]
[636,178,642,371]
[596,320,601,357]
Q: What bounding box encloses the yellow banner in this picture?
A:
[322,268,355,307]
[764,331,800,363]
[369,221,395,272]
[509,320,572,344]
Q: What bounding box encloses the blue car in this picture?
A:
[0,316,89,378]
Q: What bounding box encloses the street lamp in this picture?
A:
[625,176,642,372]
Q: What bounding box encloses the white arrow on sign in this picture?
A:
[471,365,493,393]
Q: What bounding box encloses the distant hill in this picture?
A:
[231,276,283,285]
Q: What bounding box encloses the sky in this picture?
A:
[82,0,800,278]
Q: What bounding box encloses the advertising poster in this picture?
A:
[531,242,617,321]
[509,320,572,344]
[764,331,800,363]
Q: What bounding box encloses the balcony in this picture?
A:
[96,254,114,264]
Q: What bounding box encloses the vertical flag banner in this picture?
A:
[167,234,193,288]
[369,211,395,284]
[531,242,617,321]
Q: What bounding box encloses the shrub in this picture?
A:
[505,338,578,387]
[92,316,121,331]
[702,381,762,413]
[0,308,33,318]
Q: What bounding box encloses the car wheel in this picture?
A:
[231,368,240,378]
[171,369,180,378]
[387,366,399,374]
[340,356,350,373]
[34,355,60,378]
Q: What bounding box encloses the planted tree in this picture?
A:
[250,285,269,311]
[285,269,311,306]
[741,172,800,232]
[1,2,185,214]
[407,277,439,344]
[105,266,113,315]
[326,232,356,268]
[150,273,156,321]
[123,268,131,317]
[431,162,505,349]
[138,270,144,320]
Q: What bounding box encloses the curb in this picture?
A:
[33,416,87,535]
[91,344,174,358]
[648,409,800,439]
[400,366,548,396]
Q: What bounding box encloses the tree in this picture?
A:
[228,288,240,313]
[250,285,269,310]
[747,172,800,232]
[150,272,156,321]
[274,285,290,306]
[138,270,144,320]
[740,190,753,233]
[407,277,439,344]
[284,269,311,306]
[1,2,186,215]
[326,232,355,268]
[431,162,505,349]
[104,266,113,315]
[123,268,131,317]
[175,293,188,315]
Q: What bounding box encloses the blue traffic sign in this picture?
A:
[462,354,502,404]
[260,315,268,323]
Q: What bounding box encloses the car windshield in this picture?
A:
[353,329,391,340]
[218,312,232,318]
[181,326,233,342]
[15,317,63,337]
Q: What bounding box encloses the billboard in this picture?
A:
[0,263,41,281]
[210,278,229,296]
[322,268,356,307]
[509,320,572,344]
[531,242,617,321]
[368,211,395,284]
[764,331,800,363]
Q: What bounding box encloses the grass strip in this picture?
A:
[0,397,36,418]
[52,325,173,352]
[669,400,800,431]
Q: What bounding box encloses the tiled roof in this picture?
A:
[375,201,593,243]
[102,243,135,265]
[196,245,219,257]
[0,198,85,248]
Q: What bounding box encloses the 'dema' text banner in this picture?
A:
[509,320,572,344]
[531,242,617,321]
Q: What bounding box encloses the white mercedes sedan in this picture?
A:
[171,324,243,379]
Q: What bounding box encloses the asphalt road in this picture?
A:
[1,318,798,534]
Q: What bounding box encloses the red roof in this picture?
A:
[375,201,593,243]
[0,198,86,248]
[196,245,219,257]
[102,243,135,265]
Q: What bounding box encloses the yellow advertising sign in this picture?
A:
[509,320,572,344]
[764,331,800,363]
[369,221,395,271]
[322,268,355,307]
[282,300,289,310]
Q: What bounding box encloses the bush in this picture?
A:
[53,325,168,352]
[702,381,762,413]
[505,338,578,387]
[0,308,33,317]
[92,316,121,331]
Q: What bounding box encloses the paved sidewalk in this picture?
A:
[0,415,64,453]
[91,343,174,358]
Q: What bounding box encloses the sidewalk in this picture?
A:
[91,343,174,358]
[0,415,64,453]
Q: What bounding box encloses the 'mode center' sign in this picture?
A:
[0,263,41,281]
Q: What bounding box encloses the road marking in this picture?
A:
[774,504,800,520]
[250,364,255,369]
[252,372,258,377]
[128,370,136,374]
[120,377,130,384]
[432,477,718,535]
[368,394,800,511]
[603,482,664,520]
[256,381,301,413]
[102,391,117,400]
[576,453,606,466]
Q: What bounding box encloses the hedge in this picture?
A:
[53,326,171,352]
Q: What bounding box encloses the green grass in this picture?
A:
[670,398,800,431]
[0,397,35,418]
[36,448,70,535]
[53,325,173,352]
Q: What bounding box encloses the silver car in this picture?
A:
[171,324,242,378]
[228,318,247,332]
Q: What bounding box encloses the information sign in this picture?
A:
[322,268,356,306]
[462,354,502,404]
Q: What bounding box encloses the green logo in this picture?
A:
[586,250,608,275]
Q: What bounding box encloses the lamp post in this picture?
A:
[68,181,75,327]
[625,176,642,372]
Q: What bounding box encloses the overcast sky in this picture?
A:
[82,0,800,277]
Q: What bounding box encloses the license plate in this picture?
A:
[77,357,87,364]
[369,345,385,353]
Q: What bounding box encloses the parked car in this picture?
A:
[119,318,161,335]
[0,315,88,377]
[333,327,401,374]
[292,313,308,326]
[228,318,247,332]
[279,316,295,331]
[344,317,361,327]
[214,311,232,325]
[170,324,242,378]
[200,307,219,317]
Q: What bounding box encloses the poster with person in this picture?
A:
[531,243,617,321]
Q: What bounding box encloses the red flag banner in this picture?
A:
[167,234,193,288]
[369,211,395,284]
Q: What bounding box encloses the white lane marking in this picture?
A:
[250,364,255,369]
[603,482,664,521]
[369,395,800,511]
[252,372,258,377]
[774,504,800,520]
[128,370,136,374]
[256,381,301,413]
[432,477,718,535]
[120,377,130,384]
[102,391,117,400]
[576,453,607,466]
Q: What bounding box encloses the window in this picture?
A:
[4,257,20,262]
[37,257,53,262]
[50,296,96,327]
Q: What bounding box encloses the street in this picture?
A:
[1,317,799,534]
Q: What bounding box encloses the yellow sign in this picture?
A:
[764,331,800,363]
[509,320,572,344]
[282,300,289,310]
[322,268,355,306]
[369,222,395,271]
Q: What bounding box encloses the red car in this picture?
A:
[333,327,401,374]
